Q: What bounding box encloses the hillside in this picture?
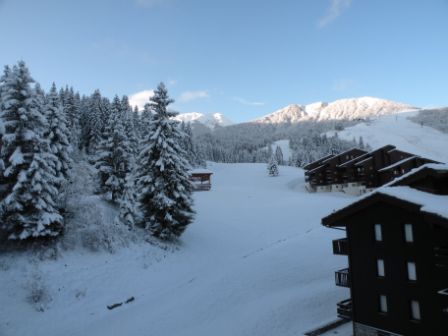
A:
[0,163,353,336]
[333,110,448,163]
[254,97,415,124]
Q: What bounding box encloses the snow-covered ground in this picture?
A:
[0,163,355,336]
[333,111,448,163]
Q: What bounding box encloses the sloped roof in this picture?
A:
[322,163,448,227]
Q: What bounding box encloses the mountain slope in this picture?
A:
[254,97,415,124]
[0,164,353,336]
[174,112,234,128]
[333,111,448,163]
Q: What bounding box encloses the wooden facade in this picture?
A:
[305,145,439,193]
[304,148,367,188]
[189,170,213,191]
[321,165,448,336]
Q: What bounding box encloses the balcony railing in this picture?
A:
[434,246,448,269]
[335,268,351,287]
[333,238,349,255]
[337,298,352,320]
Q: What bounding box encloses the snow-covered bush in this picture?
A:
[62,200,136,253]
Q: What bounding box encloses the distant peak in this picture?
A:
[174,112,234,129]
[253,97,415,124]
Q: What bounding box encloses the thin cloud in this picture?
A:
[129,89,155,110]
[318,0,352,28]
[233,97,265,107]
[332,78,357,92]
[178,90,209,103]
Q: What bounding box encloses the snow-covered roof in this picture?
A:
[303,154,334,169]
[354,156,373,166]
[189,169,213,174]
[377,156,417,172]
[321,147,365,164]
[388,163,448,186]
[380,186,448,220]
[323,163,448,225]
[338,145,395,168]
[306,164,327,174]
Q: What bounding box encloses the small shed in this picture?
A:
[189,169,213,191]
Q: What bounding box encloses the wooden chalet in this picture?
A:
[189,169,213,191]
[305,145,440,195]
[304,148,367,192]
[321,164,448,336]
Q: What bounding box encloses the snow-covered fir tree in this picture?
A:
[180,122,205,168]
[134,83,194,240]
[44,83,72,184]
[267,156,279,177]
[82,90,109,154]
[0,61,63,239]
[121,95,139,159]
[275,145,284,165]
[61,86,81,146]
[115,175,137,228]
[140,102,152,136]
[95,95,131,202]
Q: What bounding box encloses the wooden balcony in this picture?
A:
[335,268,351,287]
[337,298,352,320]
[332,238,349,255]
[434,246,448,269]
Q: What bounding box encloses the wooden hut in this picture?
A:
[189,169,213,191]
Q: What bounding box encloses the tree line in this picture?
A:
[0,61,197,245]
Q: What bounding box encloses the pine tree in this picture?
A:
[84,90,106,153]
[45,83,72,184]
[121,95,139,159]
[95,96,131,202]
[267,155,279,176]
[180,122,204,167]
[0,61,62,239]
[62,87,81,146]
[132,105,140,137]
[135,83,194,240]
[275,145,284,165]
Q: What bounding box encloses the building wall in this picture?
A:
[346,202,448,336]
[354,322,401,336]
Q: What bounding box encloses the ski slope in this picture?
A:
[271,139,292,163]
[333,111,448,163]
[0,163,355,336]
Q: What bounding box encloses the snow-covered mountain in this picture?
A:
[254,97,416,124]
[174,112,234,128]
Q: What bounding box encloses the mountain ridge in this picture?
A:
[174,112,234,129]
[176,97,417,129]
[253,97,417,124]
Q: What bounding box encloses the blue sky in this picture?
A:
[1,0,448,122]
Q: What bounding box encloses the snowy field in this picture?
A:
[333,111,448,163]
[0,163,355,336]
